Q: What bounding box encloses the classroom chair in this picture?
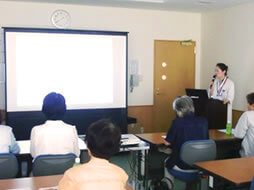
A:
[32,153,76,176]
[0,153,19,179]
[250,177,254,190]
[167,139,216,190]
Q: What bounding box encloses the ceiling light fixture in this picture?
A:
[125,0,167,3]
[197,0,215,5]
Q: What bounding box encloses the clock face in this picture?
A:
[51,10,71,29]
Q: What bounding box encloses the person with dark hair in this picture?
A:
[85,119,121,160]
[0,112,20,154]
[208,63,235,123]
[235,93,254,157]
[30,92,80,158]
[41,92,67,120]
[58,119,128,190]
[163,96,208,189]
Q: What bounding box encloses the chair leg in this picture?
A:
[21,161,28,177]
[161,177,174,190]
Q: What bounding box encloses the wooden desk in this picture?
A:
[136,132,166,145]
[0,175,134,190]
[209,130,242,159]
[209,129,237,141]
[195,157,254,186]
[136,130,242,159]
[136,130,239,145]
[0,175,62,189]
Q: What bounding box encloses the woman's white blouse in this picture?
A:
[30,120,80,158]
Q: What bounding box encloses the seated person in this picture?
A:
[235,93,254,157]
[0,112,20,154]
[164,96,208,186]
[30,92,80,158]
[58,119,128,190]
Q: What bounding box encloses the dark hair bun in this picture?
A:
[216,63,228,75]
[247,93,254,105]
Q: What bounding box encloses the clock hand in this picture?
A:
[55,16,66,23]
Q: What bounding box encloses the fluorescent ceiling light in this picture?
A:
[125,0,167,3]
[196,0,215,5]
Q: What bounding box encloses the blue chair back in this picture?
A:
[32,153,76,176]
[0,153,19,179]
[180,139,217,166]
[250,177,254,190]
[168,140,216,188]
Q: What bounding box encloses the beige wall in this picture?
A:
[0,1,201,109]
[201,2,254,111]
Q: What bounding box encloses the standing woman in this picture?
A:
[208,63,235,123]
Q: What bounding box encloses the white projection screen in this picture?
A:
[5,29,127,112]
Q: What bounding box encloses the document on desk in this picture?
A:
[78,138,87,150]
[39,186,58,190]
[18,138,87,154]
[17,140,30,154]
[121,134,141,146]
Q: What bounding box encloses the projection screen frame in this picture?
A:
[3,27,129,140]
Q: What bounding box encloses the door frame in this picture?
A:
[152,40,196,132]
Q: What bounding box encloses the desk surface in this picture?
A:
[18,135,149,154]
[136,133,166,145]
[0,175,134,190]
[195,157,254,185]
[0,175,62,189]
[18,138,87,154]
[136,129,239,145]
[209,129,237,141]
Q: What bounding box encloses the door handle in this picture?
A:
[156,88,160,95]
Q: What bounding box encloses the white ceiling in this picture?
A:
[1,0,254,12]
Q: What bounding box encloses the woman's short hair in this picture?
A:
[216,63,228,76]
[173,96,195,117]
[86,119,121,160]
[247,93,254,105]
[42,92,66,120]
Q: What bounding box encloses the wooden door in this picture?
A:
[153,40,195,132]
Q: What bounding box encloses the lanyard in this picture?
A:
[217,77,228,96]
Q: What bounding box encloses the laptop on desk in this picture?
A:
[79,134,141,147]
[185,88,208,99]
[121,134,141,147]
